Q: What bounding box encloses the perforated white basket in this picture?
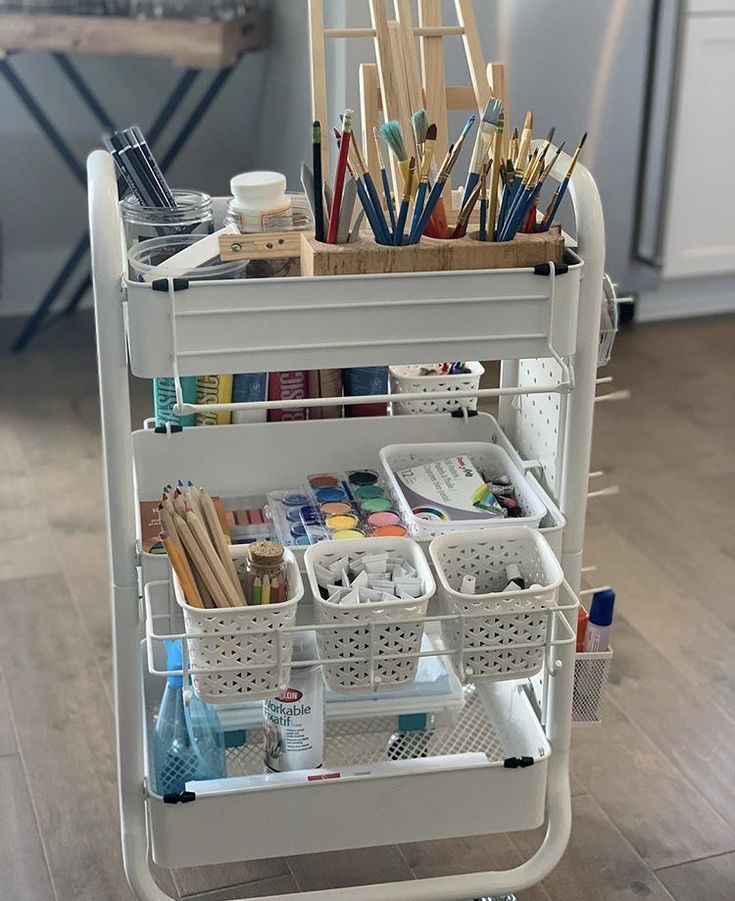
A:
[304,537,435,694]
[429,528,563,682]
[389,362,485,415]
[173,546,303,704]
[380,441,547,539]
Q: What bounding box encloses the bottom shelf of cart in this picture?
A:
[144,675,550,868]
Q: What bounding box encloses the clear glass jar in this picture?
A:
[239,541,288,605]
[127,234,249,281]
[122,189,214,248]
[223,191,312,278]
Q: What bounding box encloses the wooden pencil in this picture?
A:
[198,488,246,605]
[173,512,231,608]
[161,530,204,609]
[185,508,241,608]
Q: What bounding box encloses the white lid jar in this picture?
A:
[227,171,293,233]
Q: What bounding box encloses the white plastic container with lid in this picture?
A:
[228,171,294,233]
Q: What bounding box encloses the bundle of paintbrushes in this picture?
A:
[159,481,287,609]
[104,125,175,208]
[487,114,587,242]
[303,101,585,249]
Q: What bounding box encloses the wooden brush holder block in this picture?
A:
[300,227,565,277]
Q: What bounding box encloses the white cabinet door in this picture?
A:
[662,15,735,278]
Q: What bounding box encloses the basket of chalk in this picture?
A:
[304,537,435,693]
[389,362,485,415]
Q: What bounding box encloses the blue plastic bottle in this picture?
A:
[153,640,226,796]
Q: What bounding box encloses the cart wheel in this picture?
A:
[472,896,516,901]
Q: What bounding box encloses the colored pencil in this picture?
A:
[160,530,203,609]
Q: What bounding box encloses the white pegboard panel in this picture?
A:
[507,358,568,498]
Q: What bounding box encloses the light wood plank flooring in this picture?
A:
[0,313,733,900]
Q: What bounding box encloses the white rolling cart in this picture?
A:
[88,128,607,900]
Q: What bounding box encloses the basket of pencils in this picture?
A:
[389,362,485,415]
[160,484,304,704]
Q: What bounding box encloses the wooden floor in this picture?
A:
[1,313,734,900]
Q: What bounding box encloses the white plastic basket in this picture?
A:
[573,648,613,724]
[172,546,304,704]
[304,537,435,694]
[380,441,547,539]
[389,362,485,415]
[429,528,563,682]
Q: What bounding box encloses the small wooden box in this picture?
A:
[300,228,565,277]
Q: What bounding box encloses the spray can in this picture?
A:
[264,630,324,772]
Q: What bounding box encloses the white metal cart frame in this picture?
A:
[88,139,604,900]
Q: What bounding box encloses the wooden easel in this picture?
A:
[308,0,509,196]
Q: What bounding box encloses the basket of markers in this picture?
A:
[389,362,485,415]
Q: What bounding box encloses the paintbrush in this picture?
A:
[452,166,484,238]
[337,140,390,245]
[479,162,489,241]
[378,120,410,193]
[408,122,436,243]
[462,97,502,211]
[373,126,397,233]
[350,135,392,245]
[487,111,504,241]
[516,111,533,169]
[408,139,460,244]
[326,109,353,244]
[510,127,520,167]
[393,157,416,246]
[523,140,565,233]
[539,132,587,231]
[312,121,325,241]
[499,150,544,240]
[411,108,430,160]
[335,127,391,245]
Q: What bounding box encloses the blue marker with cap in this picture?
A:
[583,588,615,652]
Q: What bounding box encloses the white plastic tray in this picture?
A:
[142,641,550,867]
[124,250,582,378]
[380,440,547,537]
[134,412,567,590]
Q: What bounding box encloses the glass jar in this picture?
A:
[127,234,249,281]
[223,173,312,278]
[122,189,214,248]
[240,541,288,605]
